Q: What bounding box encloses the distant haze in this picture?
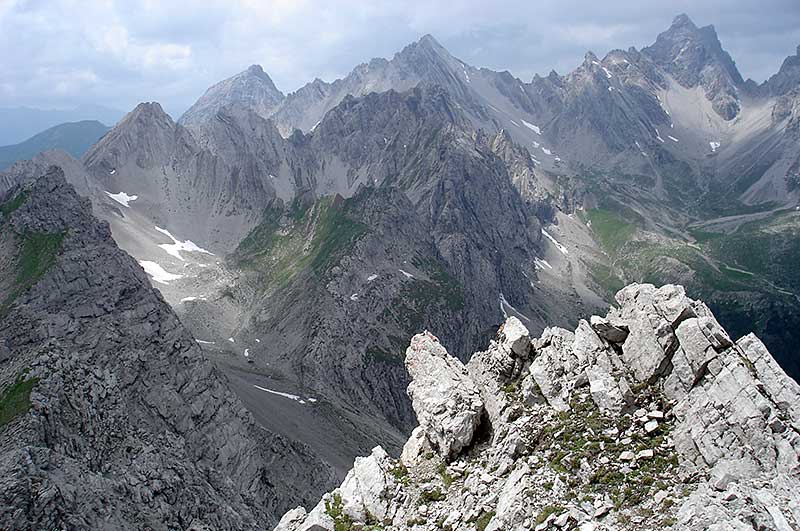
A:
[1,0,798,117]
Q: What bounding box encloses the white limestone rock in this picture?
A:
[405,331,484,459]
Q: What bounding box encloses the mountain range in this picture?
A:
[0,104,122,145]
[0,120,110,170]
[0,12,799,530]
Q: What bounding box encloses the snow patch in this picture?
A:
[109,169,116,175]
[228,337,235,343]
[154,226,214,261]
[654,128,665,143]
[138,261,183,284]
[534,258,553,270]
[601,66,612,79]
[350,293,359,301]
[367,274,379,282]
[244,348,250,358]
[668,135,679,143]
[253,385,317,405]
[542,147,552,155]
[310,120,321,131]
[521,120,541,134]
[195,339,215,345]
[542,229,569,255]
[709,141,721,152]
[180,296,207,303]
[499,293,531,322]
[105,191,138,207]
[398,269,414,279]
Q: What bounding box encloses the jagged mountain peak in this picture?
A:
[646,13,743,84]
[82,100,191,171]
[124,101,175,126]
[644,13,744,119]
[670,12,697,30]
[396,33,457,67]
[179,63,285,127]
[583,50,600,64]
[763,44,800,96]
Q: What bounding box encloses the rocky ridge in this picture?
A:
[0,168,334,530]
[275,283,800,531]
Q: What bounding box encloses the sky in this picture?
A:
[1,0,799,118]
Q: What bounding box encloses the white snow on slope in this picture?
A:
[105,191,138,207]
[542,229,569,255]
[138,261,183,284]
[710,141,721,152]
[534,258,553,270]
[253,385,318,405]
[154,226,214,261]
[350,293,359,301]
[602,66,612,79]
[398,269,414,279]
[180,296,207,303]
[244,348,250,358]
[521,120,541,135]
[311,120,321,131]
[542,147,552,155]
[254,385,304,402]
[654,128,665,143]
[668,135,679,142]
[195,339,215,345]
[367,274,378,282]
[499,292,531,322]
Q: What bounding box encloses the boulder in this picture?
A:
[338,447,396,523]
[589,315,628,343]
[467,317,530,426]
[524,327,577,411]
[405,331,484,459]
[614,283,697,382]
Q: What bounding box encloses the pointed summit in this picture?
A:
[644,13,743,119]
[83,101,190,171]
[670,13,697,30]
[179,64,285,128]
[762,43,800,96]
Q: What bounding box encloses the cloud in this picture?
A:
[0,0,798,117]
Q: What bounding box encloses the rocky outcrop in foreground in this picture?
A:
[275,283,800,531]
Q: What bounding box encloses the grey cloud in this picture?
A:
[0,0,798,118]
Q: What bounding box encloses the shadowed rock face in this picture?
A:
[643,14,744,120]
[0,168,334,531]
[275,284,800,531]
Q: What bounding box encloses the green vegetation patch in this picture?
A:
[1,231,65,316]
[0,190,29,218]
[0,377,38,427]
[234,196,368,290]
[585,208,638,255]
[475,510,495,531]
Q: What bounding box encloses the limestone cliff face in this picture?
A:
[0,168,333,530]
[276,283,800,531]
